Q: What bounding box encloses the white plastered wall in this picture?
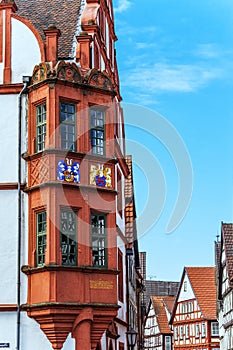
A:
[11,17,41,83]
[178,273,195,302]
[0,190,18,303]
[0,94,18,182]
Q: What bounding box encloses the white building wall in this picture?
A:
[0,190,18,303]
[0,94,18,182]
[11,18,41,83]
[0,313,17,349]
[117,235,127,322]
[178,273,195,302]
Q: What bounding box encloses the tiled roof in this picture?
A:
[186,267,217,320]
[145,280,179,305]
[152,296,175,334]
[124,155,134,201]
[124,155,135,245]
[15,0,82,58]
[221,223,233,282]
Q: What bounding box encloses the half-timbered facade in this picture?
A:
[170,267,220,350]
[0,0,134,349]
[217,223,233,350]
[144,296,175,350]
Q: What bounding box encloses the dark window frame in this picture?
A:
[60,101,76,151]
[36,211,47,266]
[36,102,46,152]
[90,108,105,156]
[60,208,77,266]
[91,213,107,268]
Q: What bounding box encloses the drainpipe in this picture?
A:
[17,76,30,350]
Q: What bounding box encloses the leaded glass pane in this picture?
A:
[91,214,106,267]
[60,102,76,151]
[90,109,105,155]
[36,211,46,266]
[36,103,46,152]
[60,209,77,266]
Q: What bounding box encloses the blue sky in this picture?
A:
[113,0,233,281]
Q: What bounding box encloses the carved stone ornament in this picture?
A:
[56,61,82,83]
[32,62,52,84]
[85,69,114,91]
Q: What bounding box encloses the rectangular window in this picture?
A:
[90,108,105,155]
[118,249,124,302]
[91,214,107,267]
[188,301,193,313]
[184,281,187,291]
[60,102,76,151]
[180,325,183,340]
[202,322,206,337]
[185,325,189,339]
[195,323,200,338]
[36,103,46,152]
[211,322,219,336]
[60,209,77,265]
[165,336,171,350]
[36,211,46,266]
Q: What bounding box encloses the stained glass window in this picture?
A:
[36,103,46,152]
[91,214,107,267]
[60,209,77,265]
[60,102,76,151]
[90,109,105,155]
[36,211,46,266]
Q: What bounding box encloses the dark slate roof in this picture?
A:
[222,223,233,282]
[145,280,179,305]
[15,0,82,58]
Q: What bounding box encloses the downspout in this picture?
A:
[17,76,30,350]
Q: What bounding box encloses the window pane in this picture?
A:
[90,109,105,155]
[36,211,46,266]
[36,103,46,152]
[60,209,77,266]
[60,102,76,151]
[91,214,107,267]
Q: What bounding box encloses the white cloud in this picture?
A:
[122,63,222,93]
[114,0,132,13]
[194,44,221,59]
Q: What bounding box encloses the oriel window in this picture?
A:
[36,103,46,152]
[91,214,107,267]
[60,102,76,151]
[36,211,47,266]
[90,109,105,155]
[60,209,77,266]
